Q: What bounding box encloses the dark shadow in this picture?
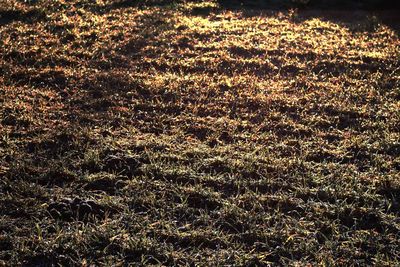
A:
[217,0,400,10]
[217,0,400,35]
[90,0,186,14]
[0,8,45,26]
[299,9,400,34]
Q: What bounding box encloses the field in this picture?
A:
[1,0,399,265]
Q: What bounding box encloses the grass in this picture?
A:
[0,0,399,265]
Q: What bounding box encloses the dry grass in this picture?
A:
[1,0,399,265]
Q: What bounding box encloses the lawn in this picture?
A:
[0,0,399,265]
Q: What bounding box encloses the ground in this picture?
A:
[0,0,399,266]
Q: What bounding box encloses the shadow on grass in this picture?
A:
[0,8,45,26]
[217,0,400,10]
[216,0,400,35]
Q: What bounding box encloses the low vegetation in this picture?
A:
[1,0,399,265]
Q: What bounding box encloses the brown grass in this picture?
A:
[1,0,399,265]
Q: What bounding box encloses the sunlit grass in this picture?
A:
[0,0,399,265]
